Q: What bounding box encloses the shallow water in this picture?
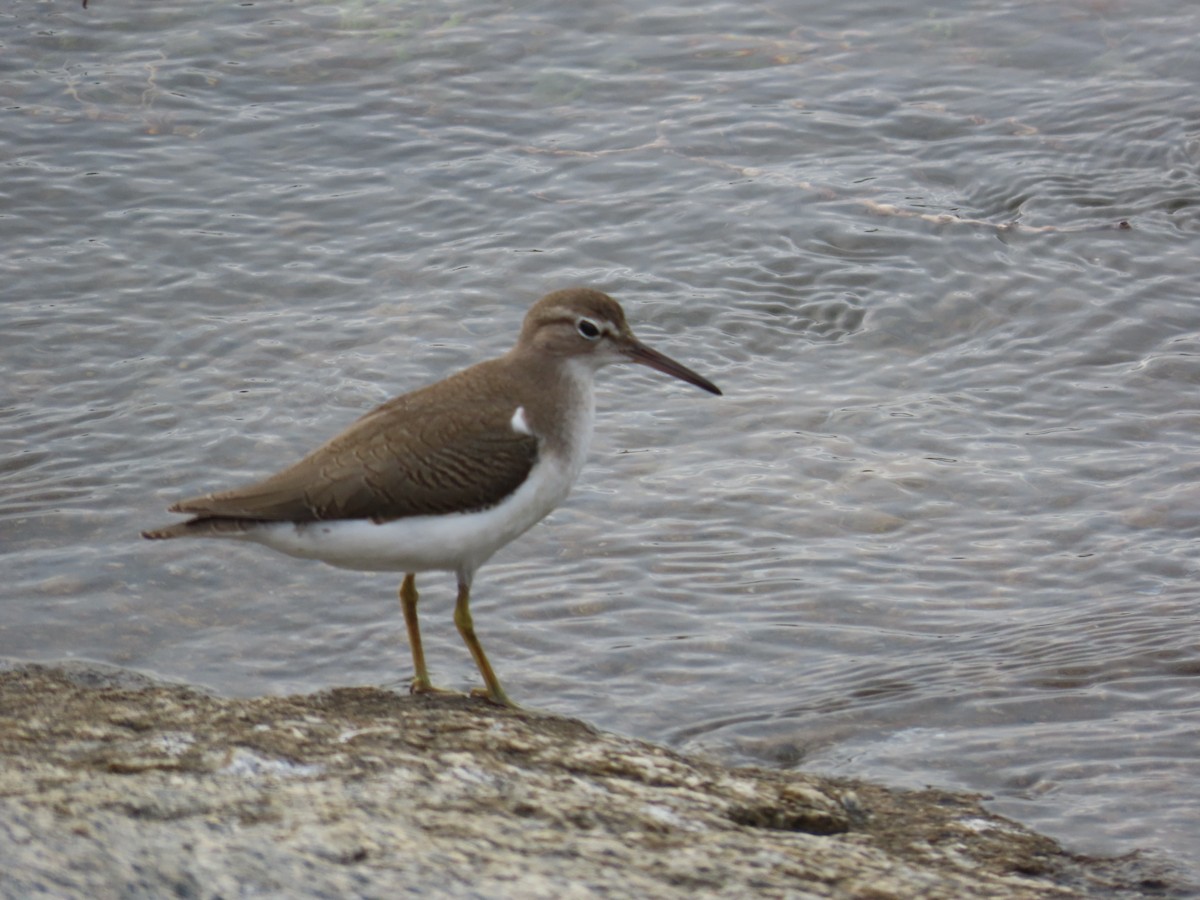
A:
[3,0,1199,886]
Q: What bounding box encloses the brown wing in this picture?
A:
[168,364,538,524]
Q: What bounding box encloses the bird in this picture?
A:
[143,287,722,707]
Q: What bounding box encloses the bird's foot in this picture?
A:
[408,678,454,697]
[470,686,521,710]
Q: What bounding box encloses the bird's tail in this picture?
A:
[141,517,260,540]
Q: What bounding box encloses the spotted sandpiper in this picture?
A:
[143,288,721,707]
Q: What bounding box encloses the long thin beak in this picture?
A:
[625,339,722,396]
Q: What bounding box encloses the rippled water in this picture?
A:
[3,0,1199,887]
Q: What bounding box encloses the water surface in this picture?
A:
[2,0,1198,887]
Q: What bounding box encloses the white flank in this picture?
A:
[241,452,572,579]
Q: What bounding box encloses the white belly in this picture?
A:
[233,450,580,581]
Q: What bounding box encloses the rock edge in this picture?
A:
[0,662,1181,899]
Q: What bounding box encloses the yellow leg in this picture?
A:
[400,573,442,695]
[453,578,517,708]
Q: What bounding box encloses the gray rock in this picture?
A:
[0,663,1177,898]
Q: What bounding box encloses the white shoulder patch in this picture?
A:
[510,406,533,436]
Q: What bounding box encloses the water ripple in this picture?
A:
[2,0,1198,886]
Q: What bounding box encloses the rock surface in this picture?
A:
[0,663,1178,898]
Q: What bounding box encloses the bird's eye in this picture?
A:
[576,318,602,340]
